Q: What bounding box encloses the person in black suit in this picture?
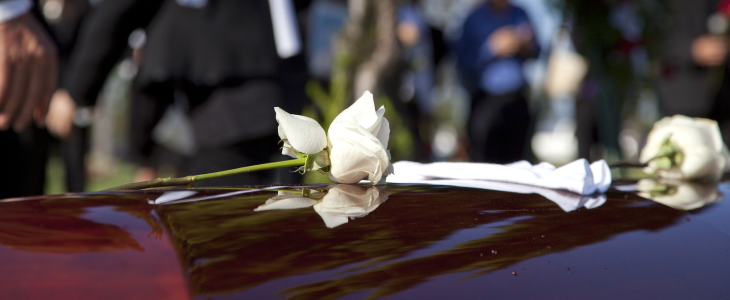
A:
[0,0,58,198]
[47,0,310,186]
[656,0,730,143]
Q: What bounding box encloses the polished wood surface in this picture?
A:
[1,183,728,299]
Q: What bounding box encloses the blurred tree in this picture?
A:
[553,0,671,162]
[305,0,414,183]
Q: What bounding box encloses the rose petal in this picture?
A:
[640,115,730,180]
[329,91,380,132]
[678,147,721,180]
[328,135,388,184]
[275,107,328,155]
[375,114,390,150]
[326,90,393,184]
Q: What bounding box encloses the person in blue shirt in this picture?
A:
[455,0,539,163]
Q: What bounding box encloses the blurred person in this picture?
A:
[454,0,539,163]
[564,0,671,163]
[305,0,347,81]
[657,0,730,144]
[387,0,436,161]
[0,0,59,198]
[42,0,89,192]
[46,0,311,187]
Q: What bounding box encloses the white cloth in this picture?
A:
[387,159,611,196]
[268,0,301,58]
[0,0,31,23]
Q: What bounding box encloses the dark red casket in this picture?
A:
[1,182,729,299]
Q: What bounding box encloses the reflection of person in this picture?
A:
[455,0,539,163]
[47,0,310,186]
[0,1,58,198]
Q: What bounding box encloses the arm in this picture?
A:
[0,0,57,131]
[46,0,163,138]
[487,9,539,60]
[62,0,164,107]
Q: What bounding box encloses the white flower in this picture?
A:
[253,185,388,228]
[273,91,393,184]
[327,91,394,184]
[640,115,730,181]
[637,179,721,211]
[275,107,328,158]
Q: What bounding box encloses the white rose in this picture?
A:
[253,184,388,228]
[637,178,721,211]
[275,107,328,158]
[640,115,730,181]
[327,91,394,184]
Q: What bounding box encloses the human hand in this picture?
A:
[691,35,729,67]
[0,13,58,131]
[488,26,521,57]
[45,89,76,139]
[396,21,420,48]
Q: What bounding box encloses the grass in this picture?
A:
[44,154,136,194]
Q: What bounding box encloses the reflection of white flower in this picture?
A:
[275,107,328,158]
[327,91,394,184]
[253,185,388,228]
[313,184,387,228]
[640,115,730,181]
[638,178,722,211]
[253,192,318,210]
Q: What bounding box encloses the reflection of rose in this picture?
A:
[314,184,387,228]
[640,115,730,181]
[327,91,393,184]
[254,184,388,228]
[637,179,722,211]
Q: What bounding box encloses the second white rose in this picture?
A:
[640,115,730,181]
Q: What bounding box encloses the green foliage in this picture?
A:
[376,95,414,161]
[305,53,354,129]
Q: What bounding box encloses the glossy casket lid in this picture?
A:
[1,182,729,299]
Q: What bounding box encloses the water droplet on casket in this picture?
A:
[512,271,518,276]
[491,250,497,254]
[541,235,545,238]
[546,246,551,250]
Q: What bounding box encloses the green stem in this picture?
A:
[104,158,306,191]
